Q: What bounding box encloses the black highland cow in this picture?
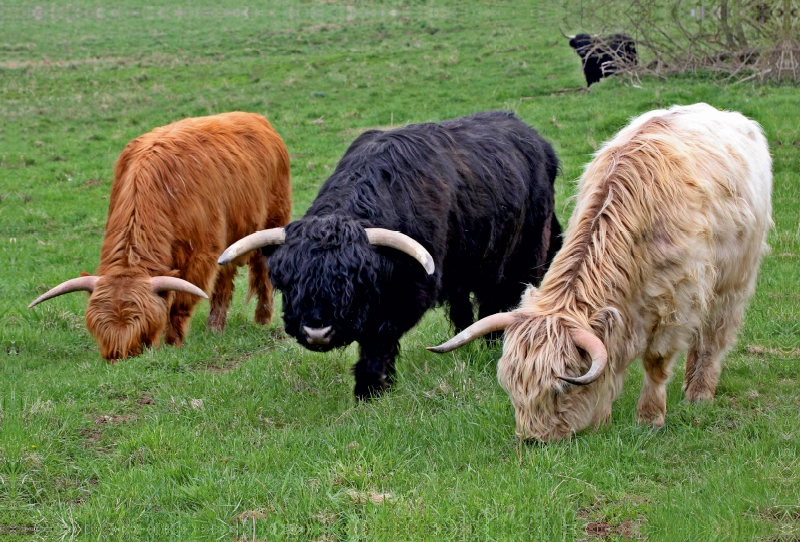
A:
[566,32,638,87]
[219,111,562,400]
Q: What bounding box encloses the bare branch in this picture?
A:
[563,0,799,84]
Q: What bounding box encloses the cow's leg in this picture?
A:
[447,289,474,332]
[637,348,679,428]
[592,396,613,429]
[207,263,237,332]
[684,303,744,401]
[477,286,517,319]
[165,253,215,346]
[474,284,526,343]
[247,251,273,325]
[684,342,723,402]
[352,341,399,401]
[165,292,200,347]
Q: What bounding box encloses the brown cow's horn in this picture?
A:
[365,228,435,275]
[217,228,286,265]
[28,276,100,308]
[150,277,208,298]
[427,312,517,353]
[558,328,608,386]
[560,27,576,39]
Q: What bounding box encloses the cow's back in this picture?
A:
[101,112,291,275]
[438,111,558,283]
[307,111,556,269]
[569,103,772,342]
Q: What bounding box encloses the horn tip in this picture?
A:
[28,301,38,309]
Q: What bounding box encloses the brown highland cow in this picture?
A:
[29,112,291,360]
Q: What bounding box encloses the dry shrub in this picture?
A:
[565,0,799,84]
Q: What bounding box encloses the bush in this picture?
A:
[565,0,799,84]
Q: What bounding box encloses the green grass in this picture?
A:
[2,1,798,540]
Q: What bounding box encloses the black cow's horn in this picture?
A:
[560,27,576,39]
[28,276,100,308]
[427,312,517,353]
[218,228,286,265]
[150,277,208,298]
[365,228,435,275]
[558,328,608,386]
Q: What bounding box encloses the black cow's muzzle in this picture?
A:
[303,325,334,346]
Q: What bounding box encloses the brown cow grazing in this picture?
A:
[29,112,291,360]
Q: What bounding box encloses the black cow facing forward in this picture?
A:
[566,32,638,86]
[219,111,562,400]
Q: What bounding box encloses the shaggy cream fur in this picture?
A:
[496,103,772,441]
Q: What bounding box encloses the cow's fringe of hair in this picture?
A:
[270,215,382,331]
[499,287,623,437]
[84,278,169,359]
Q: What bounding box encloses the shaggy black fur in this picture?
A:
[266,111,562,400]
[568,33,638,86]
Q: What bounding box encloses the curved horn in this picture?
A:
[365,228,435,275]
[28,276,99,308]
[218,228,286,265]
[560,27,576,39]
[427,312,517,353]
[558,328,608,386]
[150,277,208,298]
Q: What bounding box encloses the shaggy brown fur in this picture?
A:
[79,112,290,359]
[496,103,772,441]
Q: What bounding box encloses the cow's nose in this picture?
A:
[303,325,333,345]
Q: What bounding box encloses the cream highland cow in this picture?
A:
[430,103,773,441]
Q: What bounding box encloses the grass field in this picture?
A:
[2,1,799,540]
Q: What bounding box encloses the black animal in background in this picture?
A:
[565,32,638,86]
[219,111,562,400]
